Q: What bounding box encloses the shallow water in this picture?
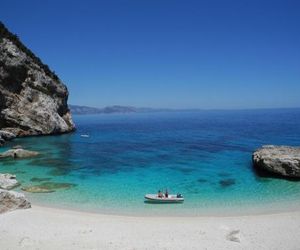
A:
[1,109,300,216]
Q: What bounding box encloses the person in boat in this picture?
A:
[158,190,163,198]
[165,189,168,198]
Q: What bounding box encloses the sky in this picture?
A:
[1,0,300,109]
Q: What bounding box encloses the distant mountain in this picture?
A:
[69,105,172,115]
[69,105,102,115]
[102,105,137,113]
[70,105,138,115]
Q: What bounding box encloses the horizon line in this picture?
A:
[70,104,300,111]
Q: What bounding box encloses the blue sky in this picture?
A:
[1,0,300,109]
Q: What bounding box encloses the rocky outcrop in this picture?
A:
[0,173,31,213]
[0,189,31,213]
[0,173,19,189]
[253,145,300,178]
[0,130,15,140]
[0,22,75,141]
[0,130,15,146]
[0,148,39,158]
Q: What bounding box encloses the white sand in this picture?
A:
[1,205,300,250]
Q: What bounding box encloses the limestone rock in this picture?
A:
[0,137,4,146]
[0,22,75,138]
[0,148,39,158]
[253,145,300,178]
[0,130,15,140]
[0,189,31,213]
[0,173,19,189]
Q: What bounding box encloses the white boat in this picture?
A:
[144,194,184,203]
[80,134,90,138]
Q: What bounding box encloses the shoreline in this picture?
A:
[27,202,300,218]
[1,205,300,249]
[27,198,300,218]
[14,203,300,219]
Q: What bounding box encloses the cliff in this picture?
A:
[0,22,75,137]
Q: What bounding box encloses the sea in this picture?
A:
[1,109,300,216]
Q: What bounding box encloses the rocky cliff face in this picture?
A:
[0,22,75,137]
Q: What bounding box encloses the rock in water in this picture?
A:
[253,145,300,178]
[0,189,31,213]
[0,22,75,137]
[0,130,15,140]
[0,173,19,190]
[21,186,55,193]
[0,148,39,158]
[0,130,15,146]
[22,182,76,193]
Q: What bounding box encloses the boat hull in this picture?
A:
[144,194,184,203]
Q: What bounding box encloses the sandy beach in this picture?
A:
[1,205,300,250]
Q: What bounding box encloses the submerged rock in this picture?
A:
[30,177,52,182]
[253,145,300,178]
[47,168,69,176]
[0,189,31,213]
[219,178,236,188]
[39,182,77,190]
[0,173,19,190]
[0,148,39,158]
[13,170,26,174]
[197,178,208,183]
[21,186,55,193]
[22,181,76,193]
[29,158,72,169]
[218,172,231,177]
[0,22,75,138]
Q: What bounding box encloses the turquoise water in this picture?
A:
[1,109,300,216]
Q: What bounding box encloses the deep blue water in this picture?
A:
[1,109,300,215]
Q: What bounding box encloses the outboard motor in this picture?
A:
[177,193,183,198]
